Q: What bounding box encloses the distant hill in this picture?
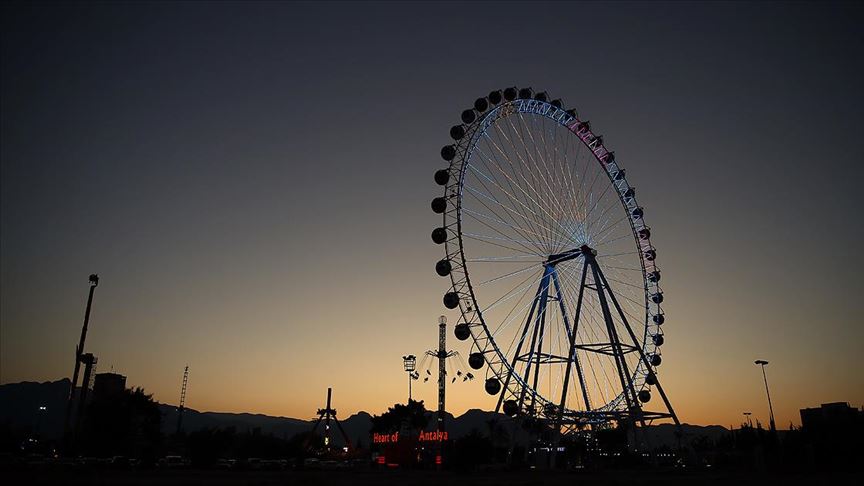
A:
[0,379,70,439]
[1,379,730,449]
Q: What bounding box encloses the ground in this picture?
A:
[2,468,857,486]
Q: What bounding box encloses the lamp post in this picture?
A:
[754,360,776,432]
[35,405,47,438]
[402,355,416,403]
[743,411,752,428]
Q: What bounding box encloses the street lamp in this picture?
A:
[754,360,776,432]
[743,411,752,427]
[402,355,416,403]
[35,405,47,438]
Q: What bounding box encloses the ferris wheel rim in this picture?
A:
[435,90,665,421]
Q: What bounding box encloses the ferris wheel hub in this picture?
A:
[545,245,597,265]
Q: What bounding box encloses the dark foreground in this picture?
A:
[3,468,857,486]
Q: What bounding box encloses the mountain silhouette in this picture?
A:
[1,379,727,449]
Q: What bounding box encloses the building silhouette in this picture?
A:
[799,402,863,468]
[800,402,862,431]
[93,372,126,400]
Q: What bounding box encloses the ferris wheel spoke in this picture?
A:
[597,254,646,292]
[539,112,573,251]
[592,209,635,247]
[575,157,606,221]
[460,191,544,246]
[606,284,646,321]
[463,165,552,251]
[467,253,544,262]
[466,160,577,250]
[600,262,644,273]
[591,214,633,247]
[549,120,584,252]
[474,136,551,248]
[498,114,571,250]
[584,193,620,244]
[596,250,640,258]
[487,124,562,250]
[543,112,582,245]
[481,267,548,315]
[474,136,546,243]
[604,284,649,314]
[461,205,547,255]
[479,126,558,240]
[462,233,541,258]
[494,280,541,350]
[571,139,592,212]
[522,112,568,252]
[585,189,626,243]
[516,112,576,251]
[462,234,544,251]
[465,181,572,253]
[488,117,561,235]
[555,127,587,230]
[496,115,555,250]
[479,130,572,251]
[592,230,635,250]
[477,262,544,286]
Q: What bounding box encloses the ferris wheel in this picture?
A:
[430,87,679,431]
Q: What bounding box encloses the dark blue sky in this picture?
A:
[2,1,862,425]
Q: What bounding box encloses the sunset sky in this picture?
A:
[2,2,862,429]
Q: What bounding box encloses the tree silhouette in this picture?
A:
[370,399,429,434]
[81,387,161,461]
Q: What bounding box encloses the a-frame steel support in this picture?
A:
[492,245,679,466]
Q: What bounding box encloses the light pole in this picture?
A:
[35,405,47,438]
[402,355,416,403]
[754,360,776,432]
[743,411,752,428]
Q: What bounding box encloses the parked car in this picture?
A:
[158,456,189,468]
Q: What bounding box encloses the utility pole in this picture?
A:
[754,360,776,432]
[64,274,99,438]
[176,366,189,434]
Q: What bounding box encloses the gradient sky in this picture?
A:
[2,1,862,428]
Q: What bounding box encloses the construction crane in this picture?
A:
[64,274,99,439]
[176,365,189,434]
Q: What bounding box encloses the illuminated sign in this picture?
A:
[418,431,448,442]
[372,430,449,444]
[373,432,400,444]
